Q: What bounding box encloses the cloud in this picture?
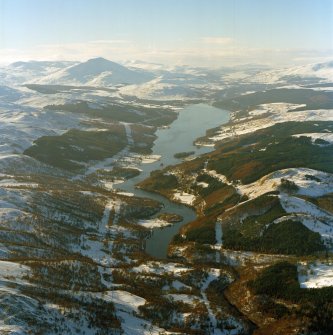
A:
[0,39,331,68]
[0,40,138,65]
[88,40,132,45]
[200,37,234,45]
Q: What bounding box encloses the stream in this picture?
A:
[118,103,229,259]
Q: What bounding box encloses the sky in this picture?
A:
[0,0,332,66]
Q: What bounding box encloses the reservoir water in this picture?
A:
[118,103,229,258]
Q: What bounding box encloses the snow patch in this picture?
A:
[293,132,333,145]
[298,262,333,288]
[137,218,171,229]
[132,261,191,276]
[173,191,196,205]
[209,103,333,143]
[237,168,333,199]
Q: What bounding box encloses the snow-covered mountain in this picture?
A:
[118,65,224,100]
[248,60,333,84]
[0,61,77,86]
[119,76,204,100]
[10,60,77,73]
[33,57,155,86]
[0,85,27,102]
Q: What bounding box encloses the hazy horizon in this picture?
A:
[0,0,332,67]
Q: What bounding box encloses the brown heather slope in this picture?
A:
[224,263,303,335]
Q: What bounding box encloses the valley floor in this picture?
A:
[0,59,333,334]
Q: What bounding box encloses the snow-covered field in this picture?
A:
[173,191,196,205]
[137,218,172,229]
[0,187,31,236]
[237,168,333,199]
[298,262,333,288]
[0,104,82,158]
[118,76,205,100]
[247,61,333,84]
[132,261,191,276]
[277,194,333,246]
[293,132,333,144]
[0,260,30,286]
[207,102,333,143]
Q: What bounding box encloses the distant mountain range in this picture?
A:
[247,60,333,84]
[1,57,332,100]
[6,58,333,85]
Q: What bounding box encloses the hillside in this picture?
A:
[138,66,333,334]
[0,58,332,334]
[32,57,155,86]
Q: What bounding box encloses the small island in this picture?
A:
[157,213,183,223]
[174,151,195,159]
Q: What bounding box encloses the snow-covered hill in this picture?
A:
[33,57,155,86]
[0,61,77,86]
[119,76,204,100]
[248,60,333,84]
[10,60,76,73]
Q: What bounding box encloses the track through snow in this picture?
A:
[200,269,241,335]
[122,122,134,146]
[101,199,122,229]
[201,270,220,332]
[80,199,122,267]
[214,221,223,263]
